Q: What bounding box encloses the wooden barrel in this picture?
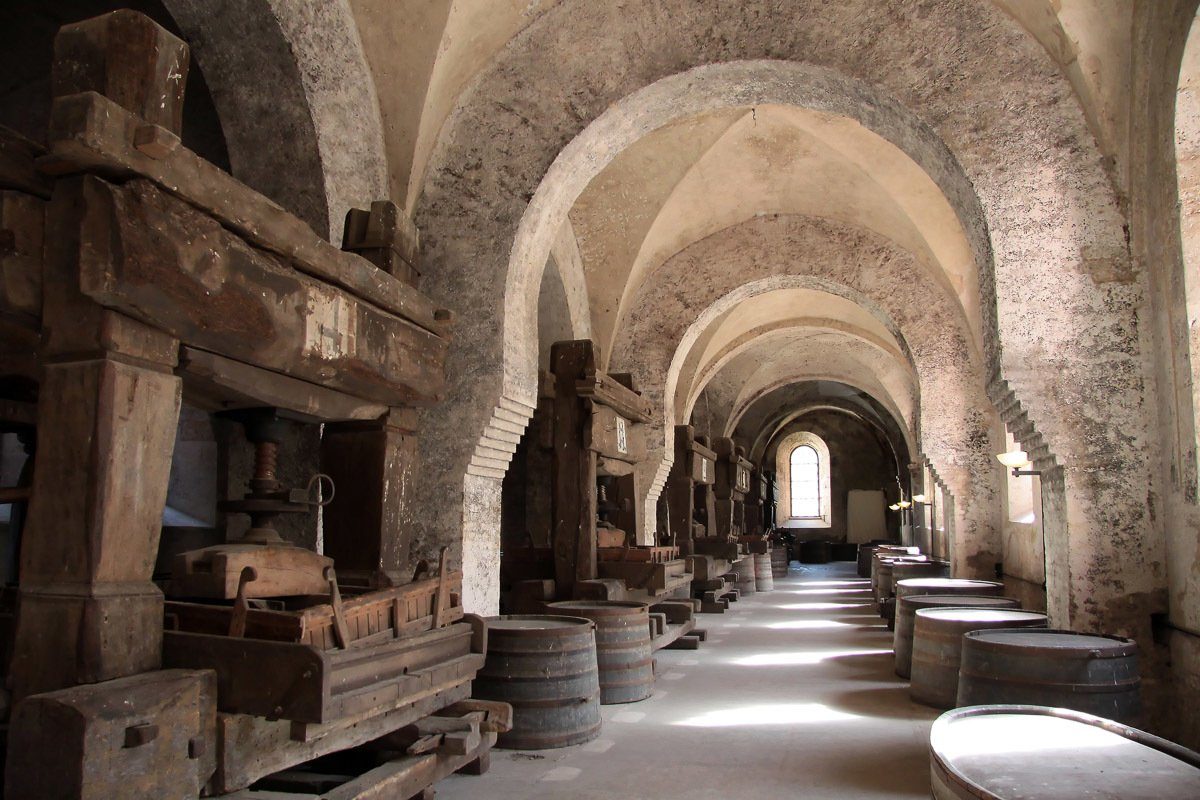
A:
[892,560,949,583]
[544,601,654,705]
[957,629,1141,725]
[856,541,897,577]
[732,555,756,596]
[874,556,929,607]
[799,540,832,564]
[929,706,1200,799]
[474,615,602,749]
[894,594,1020,679]
[830,542,858,562]
[910,608,1048,708]
[868,546,919,587]
[753,552,774,591]
[895,577,1004,607]
[770,546,788,578]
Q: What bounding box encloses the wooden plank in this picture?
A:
[214,669,473,792]
[575,371,653,422]
[321,410,417,584]
[163,623,473,723]
[0,126,52,198]
[324,730,497,800]
[178,347,388,422]
[76,177,446,406]
[45,91,451,337]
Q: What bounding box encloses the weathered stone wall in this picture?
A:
[410,1,1126,616]
[1128,0,1200,748]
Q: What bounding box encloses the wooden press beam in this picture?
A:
[43,90,451,338]
[76,176,446,407]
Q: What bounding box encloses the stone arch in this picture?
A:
[611,214,995,577]
[163,0,388,241]
[413,2,1125,611]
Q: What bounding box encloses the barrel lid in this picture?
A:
[487,614,596,632]
[930,706,1200,799]
[915,608,1047,625]
[901,594,1019,612]
[897,578,1001,590]
[545,600,649,615]
[963,628,1138,656]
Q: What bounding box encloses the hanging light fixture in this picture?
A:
[997,449,1040,478]
[888,503,901,511]
[912,493,929,504]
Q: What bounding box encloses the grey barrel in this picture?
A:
[894,577,1004,607]
[544,601,654,705]
[868,546,920,590]
[874,556,929,607]
[894,594,1020,679]
[957,629,1141,725]
[474,615,603,749]
[929,706,1200,800]
[753,552,774,591]
[891,560,950,585]
[909,608,1048,708]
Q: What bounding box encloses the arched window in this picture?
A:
[789,445,820,518]
[774,431,831,527]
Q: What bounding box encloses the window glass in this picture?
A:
[790,445,820,517]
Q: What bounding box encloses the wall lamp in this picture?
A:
[997,449,1041,478]
[911,493,932,505]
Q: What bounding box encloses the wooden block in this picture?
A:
[456,751,490,776]
[52,10,189,135]
[664,634,701,650]
[170,543,333,600]
[342,200,420,283]
[4,669,216,800]
[0,126,52,198]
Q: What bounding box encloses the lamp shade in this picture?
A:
[997,450,1031,469]
[912,493,928,503]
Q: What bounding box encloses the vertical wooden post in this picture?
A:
[550,341,598,598]
[9,178,181,701]
[9,9,190,702]
[666,425,696,555]
[695,435,717,538]
[321,408,417,586]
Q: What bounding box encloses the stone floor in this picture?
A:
[438,561,940,799]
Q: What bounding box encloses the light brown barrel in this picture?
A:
[732,555,756,595]
[857,541,899,577]
[909,608,1048,708]
[473,615,602,749]
[753,552,774,591]
[770,546,789,578]
[929,706,1200,800]
[957,629,1141,725]
[544,601,654,704]
[894,594,1020,679]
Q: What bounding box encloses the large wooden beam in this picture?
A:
[551,341,598,596]
[77,176,446,406]
[44,91,451,337]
